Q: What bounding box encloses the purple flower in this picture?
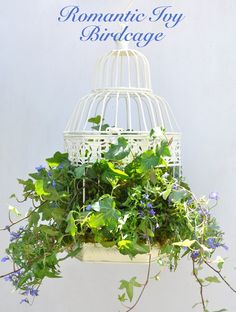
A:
[52,180,56,188]
[222,244,229,251]
[191,250,200,260]
[58,163,64,169]
[198,207,210,217]
[187,198,194,205]
[172,184,178,190]
[150,209,155,216]
[86,204,92,211]
[35,165,45,172]
[47,172,52,177]
[1,256,9,263]
[143,194,149,200]
[20,298,29,304]
[22,287,31,295]
[19,226,24,231]
[30,288,39,297]
[209,192,219,201]
[16,270,23,276]
[207,238,220,250]
[10,232,20,242]
[4,274,13,282]
[147,203,153,209]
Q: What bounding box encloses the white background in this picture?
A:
[0,0,236,311]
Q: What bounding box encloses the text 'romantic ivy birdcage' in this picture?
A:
[64,42,181,172]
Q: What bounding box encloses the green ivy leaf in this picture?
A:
[118,240,150,257]
[162,184,173,200]
[173,239,196,248]
[170,189,189,202]
[104,137,131,161]
[28,211,40,227]
[119,277,141,302]
[9,205,21,216]
[215,256,224,270]
[138,150,159,172]
[88,213,105,229]
[156,140,171,157]
[46,151,68,167]
[205,276,221,283]
[35,180,50,196]
[40,225,59,237]
[118,293,127,302]
[74,164,86,179]
[65,211,77,237]
[88,115,101,125]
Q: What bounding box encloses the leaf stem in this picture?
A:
[192,260,206,312]
[125,253,152,312]
[204,260,236,293]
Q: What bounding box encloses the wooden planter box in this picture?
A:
[76,243,160,263]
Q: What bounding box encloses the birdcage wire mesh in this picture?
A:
[64,44,181,171]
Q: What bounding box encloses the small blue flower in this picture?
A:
[20,298,29,304]
[22,287,31,296]
[47,172,52,177]
[19,226,24,231]
[198,207,210,217]
[58,163,64,169]
[147,203,153,209]
[86,204,92,211]
[35,165,45,172]
[209,192,219,201]
[222,244,229,251]
[10,232,20,242]
[52,180,56,188]
[150,209,156,216]
[16,270,23,276]
[207,238,220,250]
[187,198,194,205]
[30,288,39,297]
[1,256,9,263]
[4,274,13,282]
[143,194,149,200]
[172,184,178,190]
[191,250,200,260]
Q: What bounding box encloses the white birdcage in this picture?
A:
[64,42,181,171]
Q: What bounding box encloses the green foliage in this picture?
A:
[104,137,131,161]
[119,277,141,301]
[0,134,230,311]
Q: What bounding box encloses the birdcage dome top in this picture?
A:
[94,41,152,91]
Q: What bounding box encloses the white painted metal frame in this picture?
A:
[64,45,181,170]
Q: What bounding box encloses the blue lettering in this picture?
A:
[80,25,100,42]
[58,6,80,22]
